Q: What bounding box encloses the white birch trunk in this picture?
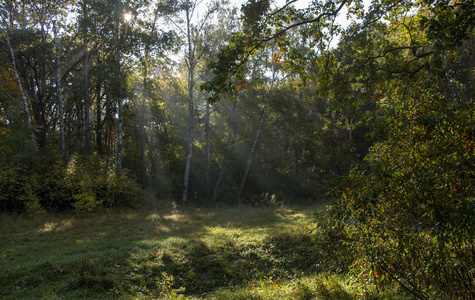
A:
[117,97,123,172]
[182,2,195,203]
[2,27,37,150]
[140,75,147,188]
[84,38,91,152]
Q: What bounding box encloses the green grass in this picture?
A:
[0,200,411,299]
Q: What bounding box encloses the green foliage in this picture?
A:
[104,175,145,209]
[202,32,250,101]
[419,0,475,52]
[316,2,475,298]
[72,174,99,211]
[334,80,475,298]
[66,154,145,211]
[0,150,71,213]
[0,107,37,161]
[0,152,145,214]
[0,164,34,213]
[241,0,270,39]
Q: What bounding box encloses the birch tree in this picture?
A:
[182,1,194,202]
[166,0,219,202]
[1,26,37,151]
[114,9,133,173]
[53,20,65,158]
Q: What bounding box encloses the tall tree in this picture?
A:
[114,13,130,173]
[166,0,219,202]
[82,0,91,153]
[1,26,37,151]
[52,20,65,158]
[235,64,277,203]
[134,0,176,188]
[182,0,194,202]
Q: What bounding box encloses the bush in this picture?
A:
[334,83,475,299]
[102,175,144,209]
[0,153,145,213]
[0,164,34,213]
[66,154,145,211]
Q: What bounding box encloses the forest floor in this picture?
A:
[0,200,410,299]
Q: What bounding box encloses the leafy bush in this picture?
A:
[0,164,35,213]
[334,82,475,299]
[0,152,145,213]
[102,175,145,209]
[66,154,145,211]
[0,156,71,213]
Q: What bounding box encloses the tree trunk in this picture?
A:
[82,1,90,153]
[213,96,237,203]
[212,133,232,203]
[235,72,275,204]
[53,21,65,158]
[140,75,147,188]
[95,78,103,155]
[205,97,211,201]
[117,97,123,173]
[2,27,37,151]
[84,39,91,153]
[182,2,195,203]
[115,21,123,173]
[37,22,48,148]
[105,94,113,159]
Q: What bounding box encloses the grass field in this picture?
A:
[0,200,410,299]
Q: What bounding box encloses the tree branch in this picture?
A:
[267,0,299,17]
[0,85,23,105]
[221,0,349,89]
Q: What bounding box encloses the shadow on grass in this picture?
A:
[0,201,344,299]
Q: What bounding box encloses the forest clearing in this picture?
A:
[1,0,474,298]
[1,201,413,299]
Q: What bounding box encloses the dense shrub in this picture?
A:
[66,154,145,211]
[333,82,475,299]
[0,152,73,213]
[0,164,38,213]
[0,153,145,213]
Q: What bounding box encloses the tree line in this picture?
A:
[0,0,365,212]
